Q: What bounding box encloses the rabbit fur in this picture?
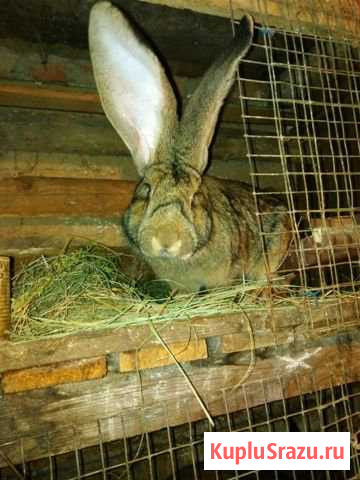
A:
[89,1,291,292]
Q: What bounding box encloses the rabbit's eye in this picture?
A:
[135,182,151,200]
[192,191,202,207]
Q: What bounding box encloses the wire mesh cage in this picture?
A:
[1,367,360,480]
[2,0,360,479]
[235,7,360,297]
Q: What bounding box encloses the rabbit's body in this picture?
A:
[89,2,291,292]
[123,169,291,291]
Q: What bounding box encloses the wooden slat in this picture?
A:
[0,79,277,134]
[1,341,359,465]
[0,150,276,184]
[0,177,135,217]
[119,339,208,372]
[0,106,255,159]
[0,82,103,114]
[0,217,126,256]
[2,357,107,394]
[0,81,250,120]
[2,296,360,373]
[0,151,138,181]
[0,106,280,179]
[137,0,360,38]
[222,330,293,353]
[1,314,251,373]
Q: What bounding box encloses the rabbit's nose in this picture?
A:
[151,237,182,257]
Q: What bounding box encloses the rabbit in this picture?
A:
[89,1,292,292]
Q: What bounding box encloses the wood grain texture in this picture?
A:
[222,330,293,353]
[0,105,269,159]
[0,176,135,217]
[1,314,248,373]
[137,0,360,39]
[0,341,359,465]
[2,357,107,394]
[0,82,103,113]
[0,257,10,339]
[0,216,126,256]
[0,151,139,181]
[2,296,360,374]
[119,339,208,371]
[0,150,274,185]
[0,79,249,113]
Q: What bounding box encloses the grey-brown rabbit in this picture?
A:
[89,1,291,292]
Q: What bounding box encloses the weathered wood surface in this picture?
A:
[0,217,126,256]
[0,177,135,217]
[0,257,10,339]
[1,341,359,465]
[2,295,360,373]
[119,339,208,372]
[0,151,137,181]
[0,106,258,159]
[0,176,135,255]
[0,80,253,116]
[0,150,265,183]
[2,357,107,394]
[0,1,242,77]
[137,0,360,39]
[0,82,103,114]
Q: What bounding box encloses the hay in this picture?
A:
[11,246,299,342]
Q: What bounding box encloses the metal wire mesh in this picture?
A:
[229,12,360,299]
[1,369,359,480]
[2,1,360,479]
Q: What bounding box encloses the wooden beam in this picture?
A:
[0,82,103,114]
[1,313,275,373]
[0,217,126,256]
[2,295,360,373]
[0,177,135,217]
[136,0,360,39]
[0,81,261,123]
[1,341,359,465]
[0,106,253,159]
[0,150,274,185]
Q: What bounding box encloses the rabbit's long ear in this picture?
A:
[176,15,253,175]
[89,1,178,175]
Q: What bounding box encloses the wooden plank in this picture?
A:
[2,296,360,373]
[0,82,103,114]
[1,341,359,465]
[0,217,126,256]
[1,314,251,373]
[0,150,239,182]
[137,0,360,39]
[0,69,264,111]
[0,81,252,121]
[0,106,126,156]
[0,105,277,162]
[2,357,107,394]
[0,257,10,339]
[0,151,284,190]
[0,151,139,181]
[0,177,135,217]
[222,330,293,353]
[119,339,208,372]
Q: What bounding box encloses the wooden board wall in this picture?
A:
[0,36,283,257]
[1,1,360,469]
[1,299,360,465]
[138,0,360,40]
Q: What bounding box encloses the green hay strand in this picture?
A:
[10,245,320,342]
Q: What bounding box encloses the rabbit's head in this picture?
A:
[89,1,253,261]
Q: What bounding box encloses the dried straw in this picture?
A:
[10,245,330,342]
